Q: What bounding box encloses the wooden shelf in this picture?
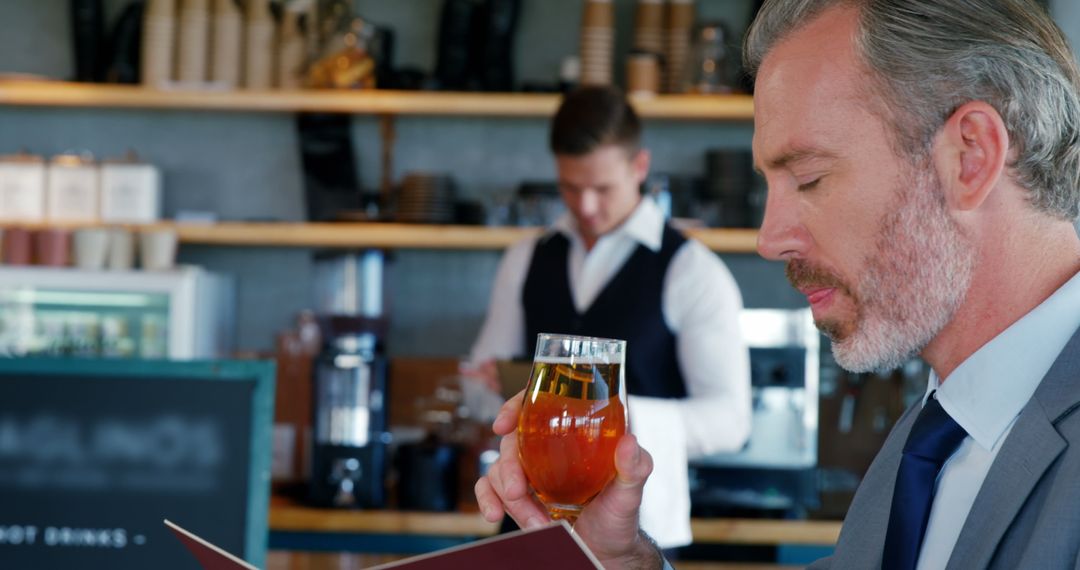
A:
[0,80,754,120]
[172,222,759,253]
[14,222,758,252]
[175,222,539,250]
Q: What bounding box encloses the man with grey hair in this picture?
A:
[476,0,1080,568]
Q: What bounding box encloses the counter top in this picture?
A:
[268,496,841,546]
[270,496,498,537]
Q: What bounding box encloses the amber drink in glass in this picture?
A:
[517,333,628,523]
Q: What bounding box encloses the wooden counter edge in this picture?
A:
[269,503,499,537]
[690,518,841,546]
[268,501,841,546]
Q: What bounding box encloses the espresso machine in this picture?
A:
[308,250,389,508]
[689,308,820,517]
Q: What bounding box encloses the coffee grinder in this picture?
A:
[309,250,389,508]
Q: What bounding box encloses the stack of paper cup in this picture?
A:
[626,52,661,97]
[3,228,32,265]
[177,0,209,83]
[140,228,179,271]
[634,0,665,90]
[277,9,306,89]
[634,0,665,54]
[141,0,177,88]
[107,227,137,270]
[74,228,109,270]
[580,0,615,86]
[244,0,275,89]
[665,0,695,93]
[209,0,242,88]
[34,229,71,267]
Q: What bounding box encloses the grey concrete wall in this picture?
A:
[354,0,754,89]
[0,0,889,357]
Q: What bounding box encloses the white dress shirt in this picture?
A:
[915,268,1080,570]
[471,198,752,548]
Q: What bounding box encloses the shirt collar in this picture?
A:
[549,197,665,252]
[928,268,1080,452]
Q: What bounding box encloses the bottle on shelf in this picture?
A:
[307,17,377,89]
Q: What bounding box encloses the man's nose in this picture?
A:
[578,190,600,217]
[756,187,808,261]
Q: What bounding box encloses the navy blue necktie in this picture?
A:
[882,394,967,570]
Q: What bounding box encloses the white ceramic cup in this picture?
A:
[139,227,178,271]
[73,228,109,270]
[107,227,136,270]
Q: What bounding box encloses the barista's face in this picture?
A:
[556,144,649,249]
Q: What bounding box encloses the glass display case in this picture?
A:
[0,266,234,359]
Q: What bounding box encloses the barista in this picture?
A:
[469,86,752,549]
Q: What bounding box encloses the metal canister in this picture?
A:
[0,151,47,222]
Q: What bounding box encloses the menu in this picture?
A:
[370,521,603,570]
[169,519,602,570]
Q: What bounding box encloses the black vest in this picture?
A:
[521,225,688,399]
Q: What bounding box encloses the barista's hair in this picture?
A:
[550,86,642,157]
[744,0,1080,220]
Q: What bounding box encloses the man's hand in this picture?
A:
[474,392,663,569]
[460,358,501,395]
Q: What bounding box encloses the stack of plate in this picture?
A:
[396,173,456,224]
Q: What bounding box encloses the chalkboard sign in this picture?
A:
[0,358,274,570]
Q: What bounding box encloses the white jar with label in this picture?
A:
[100,155,162,223]
[46,153,100,223]
[0,152,47,222]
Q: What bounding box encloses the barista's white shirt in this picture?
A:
[472,198,752,547]
[916,269,1080,569]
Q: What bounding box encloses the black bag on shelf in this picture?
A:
[435,0,521,91]
[296,113,364,222]
[435,0,480,90]
[71,0,106,82]
[105,0,144,84]
[476,0,521,92]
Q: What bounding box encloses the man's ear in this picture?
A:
[632,148,651,185]
[932,101,1010,212]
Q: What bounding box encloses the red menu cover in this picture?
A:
[165,518,602,570]
[165,520,258,570]
[371,521,602,569]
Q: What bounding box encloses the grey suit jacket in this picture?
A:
[809,325,1080,569]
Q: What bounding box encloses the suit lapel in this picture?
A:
[945,325,1080,569]
[944,404,1065,569]
[831,403,921,568]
